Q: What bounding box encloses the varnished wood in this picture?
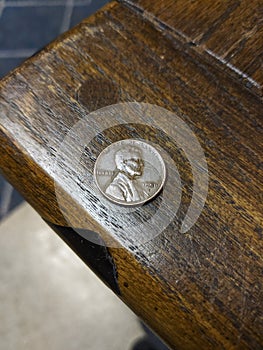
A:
[125,0,263,94]
[0,1,262,349]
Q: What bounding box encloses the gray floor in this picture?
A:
[0,204,145,350]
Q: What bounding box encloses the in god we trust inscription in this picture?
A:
[94,139,166,206]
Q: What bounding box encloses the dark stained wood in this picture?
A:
[124,0,263,94]
[0,1,262,349]
[77,77,123,110]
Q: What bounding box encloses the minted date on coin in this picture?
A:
[94,139,166,206]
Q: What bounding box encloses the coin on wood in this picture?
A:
[94,139,166,206]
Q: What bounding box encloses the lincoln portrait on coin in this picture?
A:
[105,146,148,202]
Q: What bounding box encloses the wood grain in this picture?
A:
[0,1,262,349]
[124,0,263,94]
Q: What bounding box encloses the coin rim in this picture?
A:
[93,139,167,207]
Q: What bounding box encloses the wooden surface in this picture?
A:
[126,0,263,94]
[0,0,262,349]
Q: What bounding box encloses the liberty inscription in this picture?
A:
[94,139,166,206]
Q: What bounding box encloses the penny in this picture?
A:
[94,139,166,206]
